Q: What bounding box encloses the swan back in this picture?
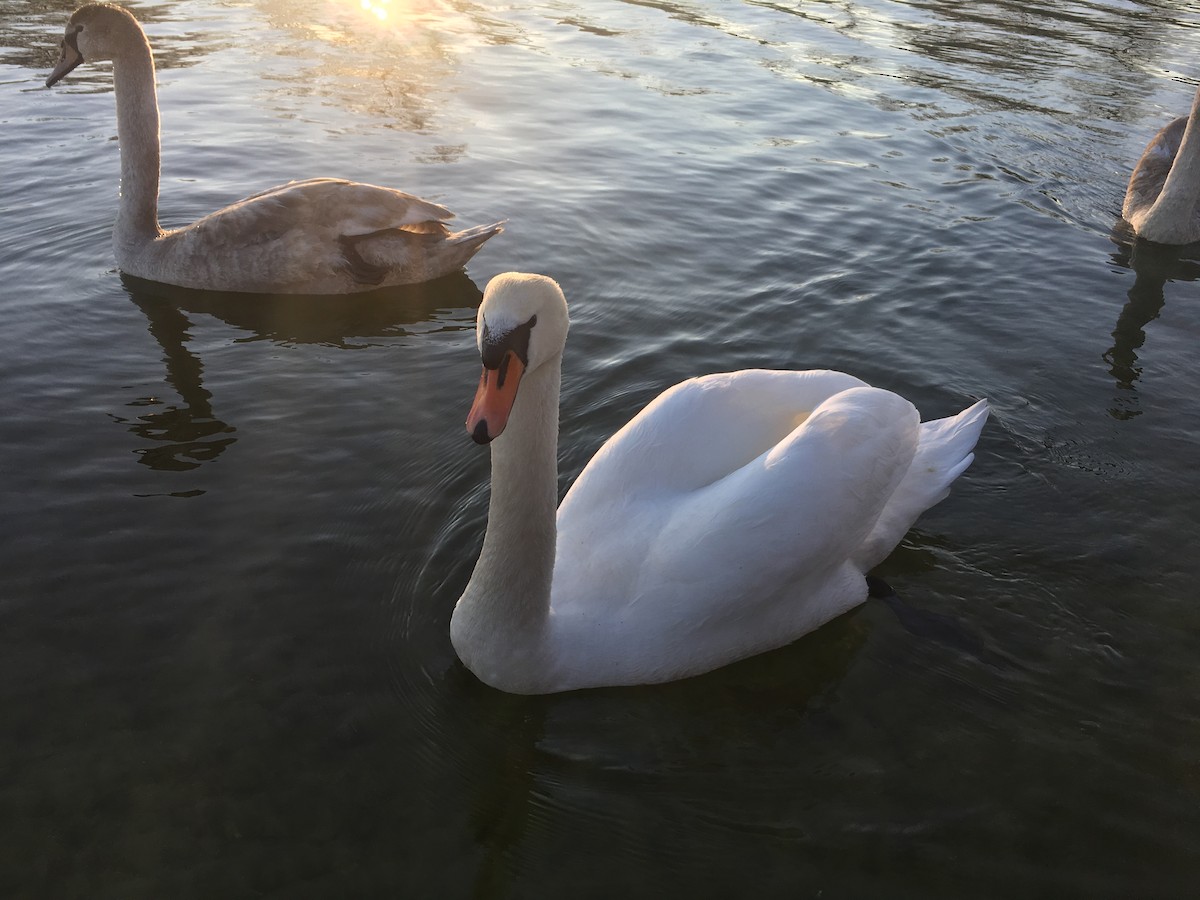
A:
[562,369,869,498]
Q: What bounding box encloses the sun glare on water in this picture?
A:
[325,0,408,30]
[313,0,422,44]
[320,0,482,47]
[360,0,391,22]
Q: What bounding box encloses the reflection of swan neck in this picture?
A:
[451,356,561,685]
[112,37,162,250]
[1140,89,1200,243]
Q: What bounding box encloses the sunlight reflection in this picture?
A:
[361,0,390,23]
[310,0,492,47]
[333,0,411,30]
[248,0,496,135]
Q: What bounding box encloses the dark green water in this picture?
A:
[2,0,1199,896]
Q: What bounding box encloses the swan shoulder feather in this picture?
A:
[560,369,870,500]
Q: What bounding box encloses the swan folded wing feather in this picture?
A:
[642,387,919,618]
[224,178,455,228]
[552,386,919,646]
[173,180,453,244]
[852,398,989,571]
[235,177,349,205]
[559,369,870,505]
[144,192,338,290]
[552,369,872,623]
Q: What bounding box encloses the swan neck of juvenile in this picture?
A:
[451,354,561,689]
[1140,88,1200,242]
[112,33,163,247]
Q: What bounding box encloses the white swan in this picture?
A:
[451,273,989,694]
[45,4,502,294]
[1123,84,1200,245]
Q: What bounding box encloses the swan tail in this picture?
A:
[418,221,504,276]
[853,398,989,572]
[344,221,504,285]
[446,221,505,257]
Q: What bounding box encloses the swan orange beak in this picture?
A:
[467,351,526,444]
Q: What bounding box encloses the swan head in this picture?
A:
[46,4,144,88]
[466,273,570,444]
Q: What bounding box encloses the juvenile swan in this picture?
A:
[1123,84,1200,245]
[451,274,990,694]
[45,4,502,293]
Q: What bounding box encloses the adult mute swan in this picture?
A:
[1123,84,1200,245]
[452,274,989,694]
[45,4,502,293]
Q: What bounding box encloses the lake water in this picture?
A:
[2,0,1199,896]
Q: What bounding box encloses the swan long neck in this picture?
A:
[1142,88,1200,241]
[111,32,163,249]
[452,355,562,691]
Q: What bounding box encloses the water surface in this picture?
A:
[2,0,1199,896]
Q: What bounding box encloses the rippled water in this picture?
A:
[3,0,1200,896]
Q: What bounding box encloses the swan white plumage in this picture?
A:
[45,4,502,293]
[451,273,989,694]
[1123,84,1200,245]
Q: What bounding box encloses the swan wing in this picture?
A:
[553,378,919,635]
[217,178,456,230]
[147,179,497,292]
[561,369,870,501]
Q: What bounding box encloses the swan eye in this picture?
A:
[65,24,83,55]
[480,314,537,370]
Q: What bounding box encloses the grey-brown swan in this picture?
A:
[1123,84,1200,245]
[45,4,502,293]
[451,273,989,694]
